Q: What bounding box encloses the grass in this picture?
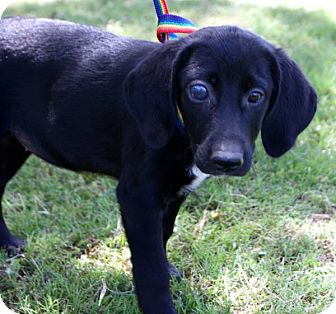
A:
[1,0,336,313]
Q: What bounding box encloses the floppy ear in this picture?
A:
[261,49,317,157]
[123,40,190,149]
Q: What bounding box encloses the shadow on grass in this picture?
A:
[0,236,140,313]
[0,234,232,313]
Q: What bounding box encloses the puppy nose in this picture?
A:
[211,151,244,171]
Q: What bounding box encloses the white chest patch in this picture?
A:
[178,165,210,196]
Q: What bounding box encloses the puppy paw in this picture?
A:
[0,237,26,256]
[167,262,182,282]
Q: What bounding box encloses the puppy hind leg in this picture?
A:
[0,136,30,253]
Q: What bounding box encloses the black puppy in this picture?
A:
[0,17,316,314]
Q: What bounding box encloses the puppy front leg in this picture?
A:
[117,183,177,314]
[162,197,185,280]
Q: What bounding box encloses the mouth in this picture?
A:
[192,141,253,177]
[196,162,248,177]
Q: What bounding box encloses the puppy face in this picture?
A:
[177,34,274,176]
[124,26,317,176]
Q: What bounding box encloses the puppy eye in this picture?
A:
[189,84,209,101]
[247,90,264,104]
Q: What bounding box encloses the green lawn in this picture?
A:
[1,0,336,313]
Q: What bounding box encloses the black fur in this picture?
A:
[0,17,317,314]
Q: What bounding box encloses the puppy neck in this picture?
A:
[178,164,210,196]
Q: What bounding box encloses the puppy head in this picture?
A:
[124,26,317,176]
